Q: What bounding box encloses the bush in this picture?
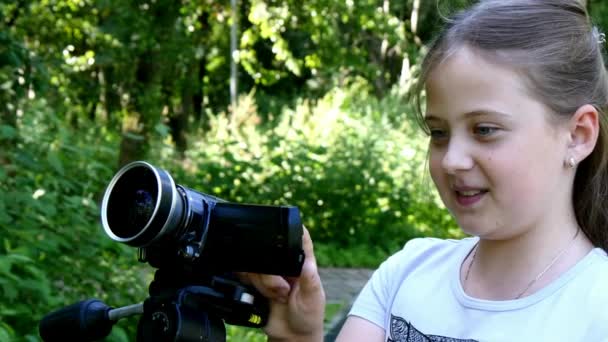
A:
[0,100,147,341]
[161,82,459,259]
[1,81,460,339]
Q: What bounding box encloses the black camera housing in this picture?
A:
[101,161,305,277]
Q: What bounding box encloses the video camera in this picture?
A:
[39,161,305,341]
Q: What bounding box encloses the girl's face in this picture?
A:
[425,47,571,240]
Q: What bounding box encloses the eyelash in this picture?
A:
[427,125,500,143]
[429,128,448,139]
[473,125,499,137]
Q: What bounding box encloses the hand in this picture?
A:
[239,227,326,342]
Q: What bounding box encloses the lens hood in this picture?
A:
[101,161,184,247]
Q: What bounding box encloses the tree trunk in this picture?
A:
[117,56,160,168]
[117,131,147,168]
[411,0,421,34]
[116,1,183,168]
[230,0,239,110]
[194,11,210,132]
[6,0,26,28]
[166,66,192,155]
[0,105,18,177]
[193,58,204,124]
[100,66,122,128]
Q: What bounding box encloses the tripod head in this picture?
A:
[138,268,269,341]
[40,269,269,341]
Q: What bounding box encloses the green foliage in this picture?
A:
[0,0,485,339]
[225,326,267,342]
[315,242,402,269]
[0,100,148,340]
[159,82,458,254]
[0,81,460,340]
[223,302,346,341]
[240,0,412,96]
[1,0,607,339]
[590,0,608,33]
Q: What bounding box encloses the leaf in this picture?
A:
[24,334,40,342]
[0,257,13,277]
[47,152,65,176]
[0,298,21,315]
[7,254,33,263]
[107,326,130,342]
[123,132,144,141]
[0,125,17,140]
[154,122,169,137]
[0,198,10,225]
[0,324,14,341]
[1,284,18,302]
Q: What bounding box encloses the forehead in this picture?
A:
[425,46,546,120]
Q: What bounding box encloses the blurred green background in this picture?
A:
[1,0,607,340]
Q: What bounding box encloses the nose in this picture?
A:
[441,137,474,174]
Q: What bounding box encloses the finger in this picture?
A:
[292,227,324,297]
[238,227,320,301]
[247,273,291,303]
[283,226,317,287]
[235,272,252,285]
[302,226,317,265]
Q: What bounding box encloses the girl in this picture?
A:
[244,1,608,341]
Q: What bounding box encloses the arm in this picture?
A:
[336,241,419,342]
[335,316,385,342]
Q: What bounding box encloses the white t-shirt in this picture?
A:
[349,237,608,341]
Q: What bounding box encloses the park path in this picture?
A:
[318,268,375,341]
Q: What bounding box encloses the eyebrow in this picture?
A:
[424,109,512,122]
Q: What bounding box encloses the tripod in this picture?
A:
[39,269,269,341]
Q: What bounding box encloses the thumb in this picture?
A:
[290,227,324,296]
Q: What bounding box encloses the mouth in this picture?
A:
[453,188,488,206]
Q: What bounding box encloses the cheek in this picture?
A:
[428,150,446,186]
[484,148,541,203]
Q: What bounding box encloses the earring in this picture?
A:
[567,157,577,168]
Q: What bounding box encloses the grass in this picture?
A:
[325,302,345,322]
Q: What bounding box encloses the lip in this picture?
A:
[451,186,487,207]
[455,191,486,206]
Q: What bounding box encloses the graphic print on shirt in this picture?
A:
[387,314,478,342]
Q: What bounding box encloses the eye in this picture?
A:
[473,125,499,137]
[428,128,449,144]
[429,128,447,138]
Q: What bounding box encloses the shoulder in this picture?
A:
[580,249,608,335]
[386,236,475,268]
[582,248,608,288]
[582,249,608,301]
[372,236,475,284]
[349,237,474,326]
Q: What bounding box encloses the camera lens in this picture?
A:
[101,161,184,247]
[105,165,158,239]
[129,189,155,228]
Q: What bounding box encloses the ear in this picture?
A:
[567,104,600,164]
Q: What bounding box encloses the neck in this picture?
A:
[462,210,594,300]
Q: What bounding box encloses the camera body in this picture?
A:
[40,161,305,341]
[101,161,305,277]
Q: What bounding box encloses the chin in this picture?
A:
[456,220,489,238]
